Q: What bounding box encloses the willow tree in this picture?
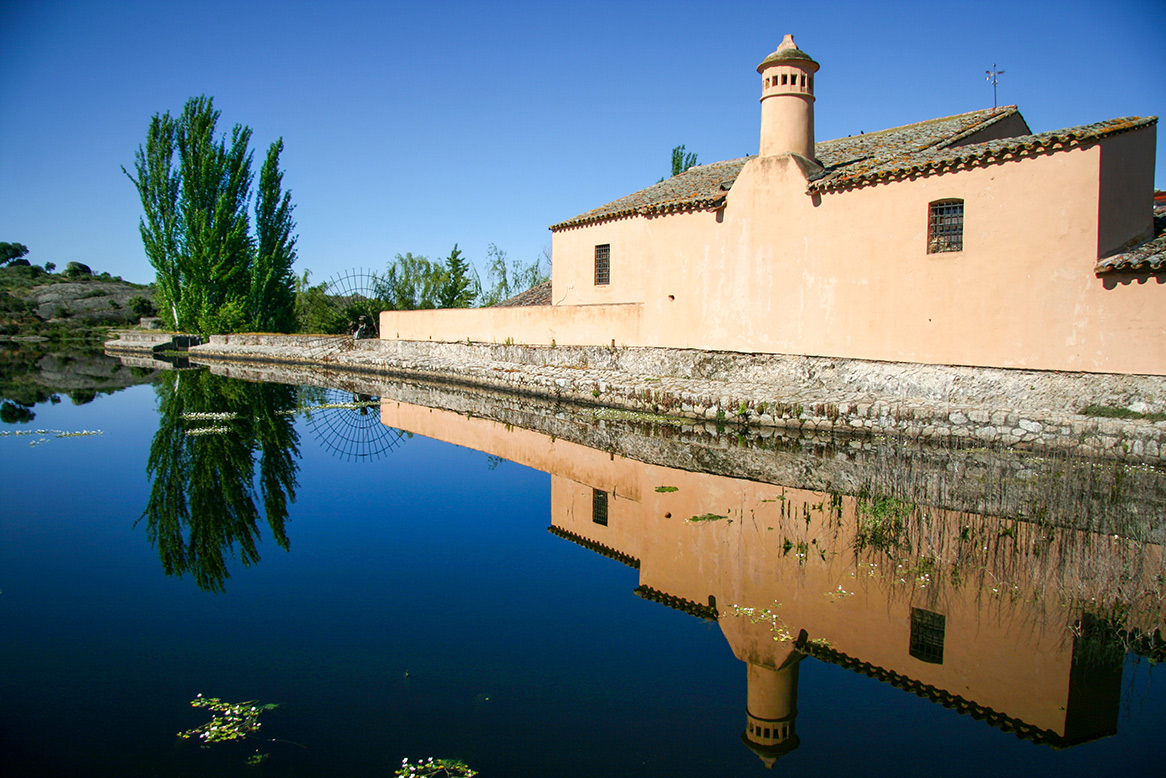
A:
[125,96,297,334]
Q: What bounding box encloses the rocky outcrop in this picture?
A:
[30,281,144,325]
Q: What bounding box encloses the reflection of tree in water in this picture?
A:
[303,386,409,462]
[142,370,299,592]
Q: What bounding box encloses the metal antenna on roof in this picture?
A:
[985,64,1005,108]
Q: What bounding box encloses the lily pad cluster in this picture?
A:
[396,757,478,777]
[178,694,278,744]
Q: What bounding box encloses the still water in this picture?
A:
[2,362,1164,776]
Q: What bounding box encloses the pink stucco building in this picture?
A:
[382,35,1164,376]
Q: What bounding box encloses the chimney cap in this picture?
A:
[757,34,819,73]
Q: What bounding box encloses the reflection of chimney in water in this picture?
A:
[741,654,803,768]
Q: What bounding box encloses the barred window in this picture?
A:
[928,199,963,253]
[594,244,610,285]
[592,489,609,526]
[909,607,946,664]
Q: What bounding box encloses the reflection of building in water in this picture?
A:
[381,401,1163,764]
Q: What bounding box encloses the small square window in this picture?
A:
[909,608,945,664]
[928,199,964,253]
[592,489,608,526]
[594,244,610,285]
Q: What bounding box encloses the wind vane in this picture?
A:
[986,64,1005,108]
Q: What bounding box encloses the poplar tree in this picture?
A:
[125,96,297,334]
[251,139,297,332]
[670,144,698,176]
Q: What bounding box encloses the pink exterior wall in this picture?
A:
[380,299,643,347]
[382,128,1162,376]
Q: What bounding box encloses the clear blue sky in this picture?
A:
[2,0,1163,286]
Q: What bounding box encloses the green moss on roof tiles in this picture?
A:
[757,46,818,70]
[756,35,819,72]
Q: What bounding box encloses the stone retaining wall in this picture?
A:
[104,332,1166,465]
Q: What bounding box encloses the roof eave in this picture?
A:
[550,195,728,232]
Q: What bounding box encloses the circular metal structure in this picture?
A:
[304,267,388,361]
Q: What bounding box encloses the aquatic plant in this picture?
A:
[293,400,380,413]
[853,492,911,553]
[185,425,231,436]
[589,407,684,426]
[178,695,277,744]
[395,757,478,777]
[1,428,104,446]
[723,602,795,643]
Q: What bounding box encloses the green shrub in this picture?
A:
[128,295,156,317]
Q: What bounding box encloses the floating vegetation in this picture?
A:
[1,428,103,437]
[781,537,810,564]
[396,757,479,777]
[181,411,239,421]
[655,485,678,493]
[723,603,795,642]
[185,426,231,436]
[1,428,104,447]
[178,695,278,744]
[825,585,854,600]
[289,400,381,414]
[853,492,911,553]
[688,513,730,523]
[589,407,685,426]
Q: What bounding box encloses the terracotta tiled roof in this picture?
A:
[812,106,1022,177]
[1095,213,1166,274]
[494,279,552,307]
[550,108,1158,229]
[550,158,748,230]
[813,115,1157,192]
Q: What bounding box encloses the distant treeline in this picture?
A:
[293,243,548,335]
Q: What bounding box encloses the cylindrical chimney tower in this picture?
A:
[757,34,819,159]
[741,660,802,768]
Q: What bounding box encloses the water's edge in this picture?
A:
[105,332,1166,465]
